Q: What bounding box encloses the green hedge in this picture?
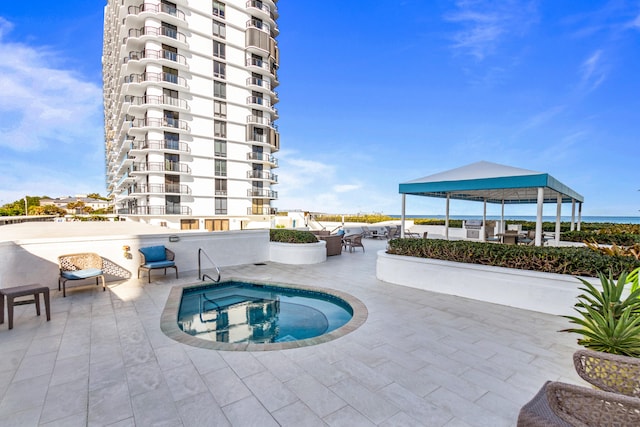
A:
[561,231,640,245]
[269,229,318,243]
[386,239,640,277]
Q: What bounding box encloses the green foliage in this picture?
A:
[413,218,464,228]
[563,231,640,245]
[314,214,396,224]
[562,272,640,357]
[386,238,640,277]
[269,229,318,243]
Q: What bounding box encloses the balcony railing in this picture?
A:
[247,189,278,198]
[246,77,271,90]
[131,117,190,131]
[247,206,277,215]
[124,72,187,88]
[130,184,191,195]
[247,152,278,166]
[125,95,189,110]
[132,161,191,174]
[246,18,270,34]
[245,57,270,72]
[126,26,187,44]
[246,96,271,108]
[132,139,190,153]
[246,1,271,16]
[119,205,192,215]
[128,3,185,21]
[247,115,277,129]
[125,49,187,66]
[247,170,278,182]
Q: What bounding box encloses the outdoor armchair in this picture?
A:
[138,245,178,283]
[573,349,640,398]
[58,252,106,297]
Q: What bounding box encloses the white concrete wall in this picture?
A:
[376,250,598,316]
[0,230,269,289]
[269,241,327,265]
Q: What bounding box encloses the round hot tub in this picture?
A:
[161,279,367,351]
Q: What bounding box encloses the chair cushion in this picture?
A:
[140,246,166,262]
[61,268,103,280]
[143,260,175,269]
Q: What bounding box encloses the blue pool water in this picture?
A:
[177,281,353,344]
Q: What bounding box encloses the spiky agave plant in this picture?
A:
[563,271,640,357]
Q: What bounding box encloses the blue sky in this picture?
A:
[1,1,638,217]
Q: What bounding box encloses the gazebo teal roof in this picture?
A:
[399,161,583,204]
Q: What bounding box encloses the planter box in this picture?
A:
[269,241,327,264]
[376,250,598,316]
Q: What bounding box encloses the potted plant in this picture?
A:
[562,270,640,357]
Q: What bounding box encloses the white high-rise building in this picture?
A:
[103,0,280,230]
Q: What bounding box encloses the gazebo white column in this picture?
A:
[535,187,544,246]
[401,194,406,238]
[570,199,576,231]
[555,193,562,246]
[445,194,450,240]
[482,198,487,242]
[577,202,582,231]
[501,200,505,234]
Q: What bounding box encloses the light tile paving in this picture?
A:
[0,238,583,426]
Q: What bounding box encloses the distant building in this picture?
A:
[40,196,111,214]
[102,0,280,231]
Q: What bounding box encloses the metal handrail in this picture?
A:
[198,248,221,282]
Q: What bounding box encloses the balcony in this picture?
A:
[131,117,190,132]
[131,161,191,174]
[245,57,271,74]
[124,49,187,67]
[246,0,273,20]
[246,76,271,92]
[121,205,192,215]
[247,170,278,182]
[247,152,278,167]
[247,115,277,129]
[125,95,189,111]
[127,3,186,22]
[130,184,191,195]
[247,189,278,199]
[246,18,271,35]
[123,27,187,46]
[131,139,190,153]
[247,206,278,215]
[246,96,275,114]
[124,72,188,88]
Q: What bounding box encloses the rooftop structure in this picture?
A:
[102,0,280,231]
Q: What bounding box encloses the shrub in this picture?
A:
[269,229,318,244]
[386,238,640,277]
[413,218,463,228]
[562,231,640,245]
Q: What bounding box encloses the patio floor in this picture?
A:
[0,238,582,426]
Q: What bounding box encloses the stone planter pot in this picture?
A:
[376,250,598,315]
[269,241,327,264]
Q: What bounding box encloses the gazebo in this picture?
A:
[398,161,584,246]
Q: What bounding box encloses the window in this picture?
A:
[215,197,227,214]
[212,20,226,39]
[212,1,225,18]
[213,61,226,79]
[214,121,226,138]
[162,44,177,61]
[214,139,227,157]
[215,159,227,176]
[214,101,226,118]
[164,132,179,150]
[213,40,225,59]
[213,81,226,98]
[162,66,178,84]
[161,22,178,39]
[215,179,227,196]
[164,110,179,128]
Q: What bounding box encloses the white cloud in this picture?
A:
[333,184,361,193]
[579,49,607,92]
[0,20,103,152]
[445,0,538,60]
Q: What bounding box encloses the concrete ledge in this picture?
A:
[376,250,596,315]
[269,241,327,264]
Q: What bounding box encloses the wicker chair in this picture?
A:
[517,381,640,426]
[58,253,106,297]
[573,349,640,397]
[343,234,365,253]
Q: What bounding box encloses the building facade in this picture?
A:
[103,0,280,230]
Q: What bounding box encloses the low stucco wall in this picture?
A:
[269,241,327,265]
[376,250,597,316]
[0,229,270,289]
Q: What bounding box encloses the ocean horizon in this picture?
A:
[390,215,640,224]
